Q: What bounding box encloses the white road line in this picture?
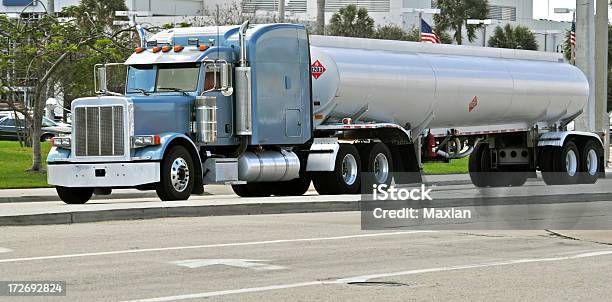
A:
[0,247,12,253]
[0,231,434,264]
[123,249,612,302]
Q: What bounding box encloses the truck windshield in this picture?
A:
[126,63,200,94]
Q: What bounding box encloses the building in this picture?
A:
[1,0,206,17]
[219,0,571,53]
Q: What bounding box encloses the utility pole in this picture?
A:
[316,0,325,35]
[595,0,609,162]
[574,0,596,132]
[278,0,285,23]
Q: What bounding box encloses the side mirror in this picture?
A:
[220,63,233,97]
[95,64,108,94]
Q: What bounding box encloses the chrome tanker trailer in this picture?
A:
[47,23,603,204]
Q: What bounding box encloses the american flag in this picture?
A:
[569,22,576,46]
[420,19,440,44]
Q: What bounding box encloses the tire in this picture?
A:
[540,147,557,185]
[360,143,393,190]
[313,144,362,195]
[156,145,195,201]
[579,140,603,184]
[272,177,311,196]
[469,142,487,187]
[231,183,274,197]
[544,141,580,185]
[56,186,93,204]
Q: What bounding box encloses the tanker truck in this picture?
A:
[47,22,604,204]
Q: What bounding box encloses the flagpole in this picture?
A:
[572,11,576,65]
[418,11,423,42]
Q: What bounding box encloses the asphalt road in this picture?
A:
[1,212,612,301]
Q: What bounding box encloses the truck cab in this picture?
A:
[47,23,313,203]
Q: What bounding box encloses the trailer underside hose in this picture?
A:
[436,138,481,160]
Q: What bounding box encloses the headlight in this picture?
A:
[51,137,71,149]
[132,135,161,148]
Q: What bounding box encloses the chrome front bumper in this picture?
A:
[48,162,160,187]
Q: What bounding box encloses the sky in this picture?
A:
[532,0,612,22]
[533,0,577,22]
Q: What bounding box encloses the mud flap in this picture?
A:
[389,144,422,184]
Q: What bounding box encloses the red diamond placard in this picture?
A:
[311,60,326,80]
[469,96,478,112]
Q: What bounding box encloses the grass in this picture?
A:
[0,141,52,189]
[423,157,469,175]
[0,139,467,189]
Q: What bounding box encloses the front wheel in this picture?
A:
[156,145,195,201]
[56,186,93,204]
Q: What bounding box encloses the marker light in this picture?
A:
[198,45,208,51]
[162,46,171,52]
[173,45,184,52]
[135,47,145,53]
[152,47,161,53]
[132,135,161,148]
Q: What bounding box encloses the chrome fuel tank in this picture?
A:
[310,36,589,132]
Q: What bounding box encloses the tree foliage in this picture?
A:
[0,0,133,171]
[373,25,419,41]
[328,4,375,38]
[433,0,489,45]
[487,24,538,50]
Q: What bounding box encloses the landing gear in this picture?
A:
[469,142,527,187]
[156,145,195,201]
[313,144,362,195]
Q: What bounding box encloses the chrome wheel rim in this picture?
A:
[341,154,358,186]
[565,149,578,177]
[587,149,598,176]
[171,157,190,192]
[374,153,390,184]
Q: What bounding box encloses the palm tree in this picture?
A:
[316,0,325,34]
[488,24,538,51]
[328,5,375,38]
[433,0,489,45]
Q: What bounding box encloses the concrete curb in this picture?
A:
[0,192,211,204]
[1,192,612,226]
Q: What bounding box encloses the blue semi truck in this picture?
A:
[47,22,603,204]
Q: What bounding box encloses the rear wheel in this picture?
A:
[313,144,362,195]
[360,143,393,190]
[469,142,487,187]
[579,140,603,184]
[542,141,580,185]
[156,145,195,201]
[56,186,93,204]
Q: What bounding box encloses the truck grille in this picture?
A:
[74,106,125,156]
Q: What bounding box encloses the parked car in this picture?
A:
[0,116,71,141]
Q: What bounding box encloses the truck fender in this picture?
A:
[306,137,339,172]
[134,133,204,193]
[537,131,603,148]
